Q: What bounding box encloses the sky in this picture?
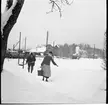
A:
[2,0,106,49]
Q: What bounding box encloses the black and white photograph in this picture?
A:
[1,0,106,104]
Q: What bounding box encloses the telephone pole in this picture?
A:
[25,37,26,51]
[93,44,95,59]
[46,31,49,50]
[13,44,15,50]
[22,37,27,69]
[53,41,55,47]
[18,32,21,64]
[13,41,20,51]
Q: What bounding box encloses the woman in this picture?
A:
[41,51,58,82]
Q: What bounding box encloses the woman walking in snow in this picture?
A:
[41,51,58,82]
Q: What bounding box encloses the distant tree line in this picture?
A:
[51,43,104,59]
[6,43,104,59]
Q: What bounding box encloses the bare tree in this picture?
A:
[102,31,106,70]
[1,0,25,73]
[1,0,74,73]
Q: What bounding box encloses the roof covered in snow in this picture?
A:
[36,46,46,52]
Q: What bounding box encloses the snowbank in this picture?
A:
[1,58,106,103]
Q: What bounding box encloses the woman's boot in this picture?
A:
[46,77,48,82]
[42,76,44,81]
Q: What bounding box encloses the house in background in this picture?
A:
[36,45,46,56]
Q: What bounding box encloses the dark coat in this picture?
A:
[41,55,57,66]
[26,54,36,65]
[41,55,57,77]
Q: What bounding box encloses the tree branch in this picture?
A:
[47,0,62,17]
[47,0,74,17]
[5,0,13,11]
[53,1,62,17]
[2,0,25,42]
[63,0,74,5]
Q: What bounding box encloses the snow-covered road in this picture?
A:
[1,58,106,103]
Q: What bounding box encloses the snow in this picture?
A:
[28,46,46,53]
[75,46,80,54]
[29,49,37,52]
[36,46,46,53]
[1,0,18,34]
[1,58,106,103]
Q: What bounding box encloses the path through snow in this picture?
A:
[1,58,106,103]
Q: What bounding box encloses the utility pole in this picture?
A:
[25,37,26,51]
[18,32,21,64]
[46,31,49,50]
[53,41,55,47]
[93,44,95,59]
[13,44,15,51]
[13,41,19,51]
[22,37,26,69]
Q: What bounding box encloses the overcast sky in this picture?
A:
[2,0,106,49]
